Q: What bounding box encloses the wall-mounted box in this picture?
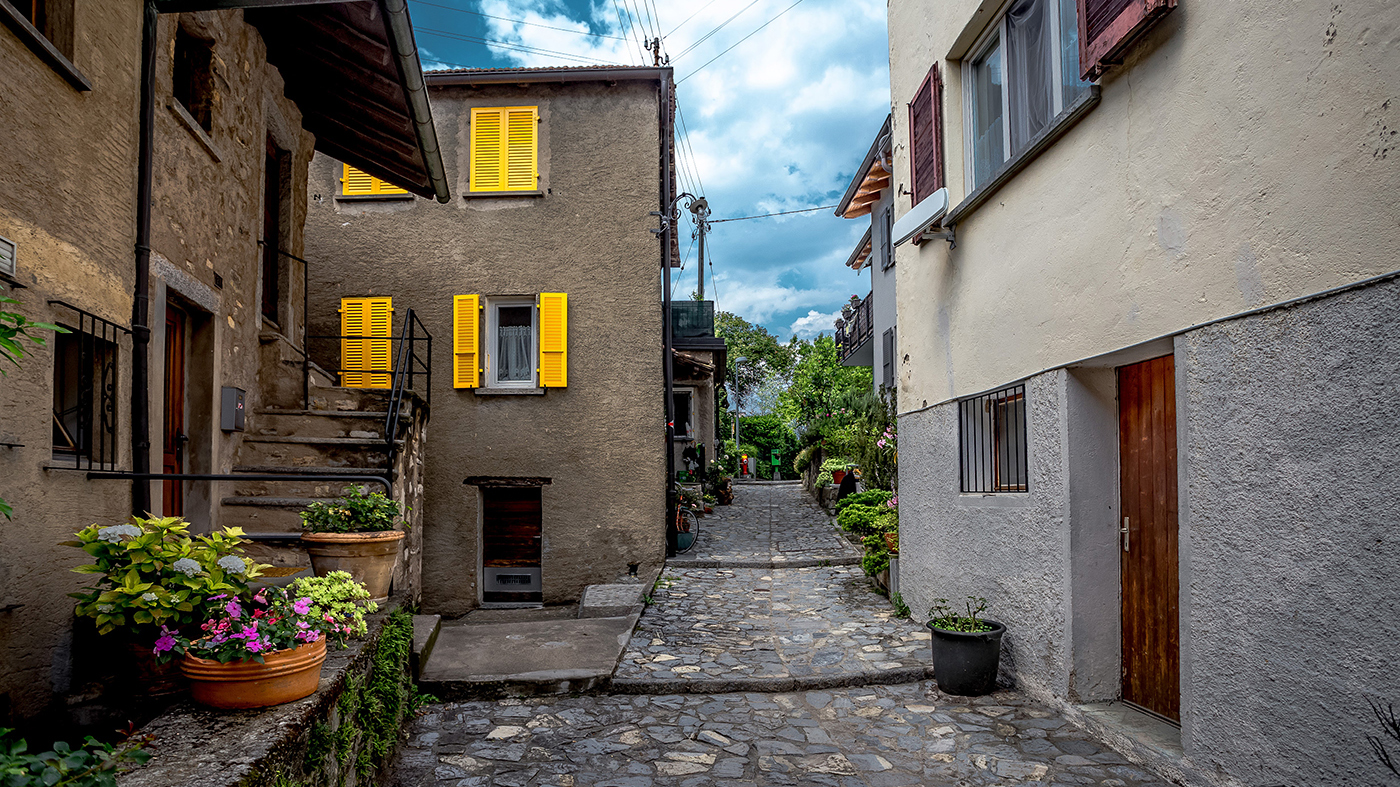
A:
[0,235,15,278]
[221,386,246,431]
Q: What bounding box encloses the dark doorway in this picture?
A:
[261,139,283,324]
[163,304,188,517]
[481,486,542,603]
[1117,354,1180,721]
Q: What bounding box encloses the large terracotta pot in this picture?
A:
[127,641,185,696]
[301,529,405,600]
[180,637,327,709]
[832,469,847,485]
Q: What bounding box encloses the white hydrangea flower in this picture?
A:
[96,524,142,543]
[97,604,114,613]
[171,558,202,577]
[141,592,157,602]
[217,555,247,574]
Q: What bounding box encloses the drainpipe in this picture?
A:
[661,73,676,557]
[380,0,450,203]
[130,0,158,516]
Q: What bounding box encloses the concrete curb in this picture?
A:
[609,664,935,695]
[667,556,862,569]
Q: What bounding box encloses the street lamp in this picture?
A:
[732,356,746,476]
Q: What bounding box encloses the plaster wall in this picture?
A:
[1174,277,1400,787]
[303,79,668,617]
[887,0,1400,407]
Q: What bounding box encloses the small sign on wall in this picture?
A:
[221,387,246,432]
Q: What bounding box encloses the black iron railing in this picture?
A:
[47,301,129,471]
[835,292,872,363]
[384,308,430,470]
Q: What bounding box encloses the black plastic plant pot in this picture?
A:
[928,619,1006,696]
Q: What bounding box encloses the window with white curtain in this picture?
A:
[964,0,1092,190]
[486,297,536,388]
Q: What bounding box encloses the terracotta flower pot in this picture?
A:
[832,470,847,484]
[127,641,186,696]
[301,529,405,600]
[180,637,326,709]
[883,531,899,554]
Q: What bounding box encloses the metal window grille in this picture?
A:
[959,384,1028,493]
[49,301,127,470]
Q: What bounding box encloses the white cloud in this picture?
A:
[789,309,842,339]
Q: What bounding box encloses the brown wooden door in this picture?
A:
[482,487,542,603]
[162,305,187,517]
[1118,355,1180,721]
[261,139,281,324]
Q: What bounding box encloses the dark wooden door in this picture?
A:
[261,140,281,324]
[482,487,542,602]
[162,305,187,517]
[1118,355,1180,720]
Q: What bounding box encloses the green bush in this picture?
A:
[861,533,890,577]
[835,489,892,513]
[815,456,853,488]
[793,443,820,474]
[290,570,379,645]
[0,728,151,787]
[301,486,404,534]
[837,504,883,535]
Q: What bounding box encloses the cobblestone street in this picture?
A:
[396,483,1169,786]
[668,482,859,568]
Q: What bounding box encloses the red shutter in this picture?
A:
[908,64,944,206]
[1078,0,1177,81]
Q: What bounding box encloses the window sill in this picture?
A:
[0,4,91,91]
[167,99,222,163]
[335,193,415,202]
[945,85,1101,229]
[464,190,545,199]
[473,387,546,396]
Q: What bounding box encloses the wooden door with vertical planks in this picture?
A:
[1118,355,1180,721]
[162,305,187,517]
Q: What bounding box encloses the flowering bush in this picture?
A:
[64,516,266,637]
[156,586,323,664]
[300,486,404,534]
[290,571,378,645]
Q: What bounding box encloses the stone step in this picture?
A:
[306,387,395,413]
[234,435,394,469]
[249,409,403,441]
[411,614,441,681]
[226,465,393,499]
[217,504,306,534]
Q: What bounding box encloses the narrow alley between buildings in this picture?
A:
[394,483,1170,786]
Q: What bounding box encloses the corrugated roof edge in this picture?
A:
[425,65,672,86]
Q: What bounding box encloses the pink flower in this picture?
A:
[246,638,264,653]
[293,597,312,616]
[887,496,898,508]
[225,600,243,618]
[152,628,178,654]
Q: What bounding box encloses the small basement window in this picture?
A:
[173,27,214,132]
[959,384,1028,493]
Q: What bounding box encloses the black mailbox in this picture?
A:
[221,386,246,432]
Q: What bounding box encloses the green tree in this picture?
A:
[715,310,791,409]
[737,414,799,480]
[778,335,872,429]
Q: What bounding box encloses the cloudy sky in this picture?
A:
[406,0,889,339]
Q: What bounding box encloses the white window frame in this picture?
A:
[961,0,1078,191]
[673,388,695,440]
[484,296,537,389]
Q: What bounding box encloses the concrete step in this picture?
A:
[412,614,441,680]
[234,435,394,469]
[579,583,646,619]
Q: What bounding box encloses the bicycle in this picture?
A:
[674,496,700,554]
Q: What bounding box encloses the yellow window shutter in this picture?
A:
[340,296,393,389]
[505,107,538,191]
[342,163,407,196]
[453,295,481,389]
[538,292,567,387]
[470,108,504,192]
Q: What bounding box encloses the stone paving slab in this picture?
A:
[394,683,1172,787]
[614,565,932,693]
[671,483,860,568]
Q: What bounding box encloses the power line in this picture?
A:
[672,0,764,60]
[709,204,837,223]
[409,0,630,40]
[611,0,646,64]
[665,0,721,38]
[617,0,650,63]
[678,0,809,83]
[675,102,706,195]
[416,28,616,64]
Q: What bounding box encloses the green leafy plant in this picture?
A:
[815,457,854,488]
[837,503,884,536]
[891,592,911,618]
[291,570,379,645]
[793,443,820,474]
[300,486,404,534]
[64,516,265,638]
[155,585,326,665]
[0,727,152,787]
[861,532,891,577]
[928,596,994,633]
[835,489,892,513]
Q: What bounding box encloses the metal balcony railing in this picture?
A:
[672,300,715,338]
[835,292,872,363]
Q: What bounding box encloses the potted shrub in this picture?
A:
[157,585,329,709]
[64,516,266,694]
[289,570,378,646]
[300,486,406,601]
[926,596,1005,696]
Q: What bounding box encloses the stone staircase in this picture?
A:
[218,386,412,567]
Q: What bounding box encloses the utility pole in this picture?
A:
[688,198,710,301]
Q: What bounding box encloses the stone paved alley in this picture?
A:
[396,483,1170,786]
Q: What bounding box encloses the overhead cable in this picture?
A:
[675,103,706,195]
[678,0,809,82]
[672,0,764,60]
[709,204,837,223]
[409,0,631,40]
[665,0,722,38]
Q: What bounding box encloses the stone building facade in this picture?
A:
[303,66,677,616]
[0,2,441,729]
[885,0,1400,784]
